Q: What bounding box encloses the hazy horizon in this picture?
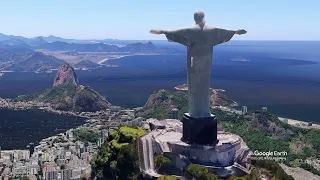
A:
[1,1,319,41]
[2,32,320,42]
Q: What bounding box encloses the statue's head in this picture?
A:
[194,10,205,25]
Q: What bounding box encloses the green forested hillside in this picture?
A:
[91,126,145,180]
[14,83,111,112]
[135,89,320,177]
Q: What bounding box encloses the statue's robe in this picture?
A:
[165,25,235,118]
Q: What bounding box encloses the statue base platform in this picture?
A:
[139,119,251,178]
[182,113,218,145]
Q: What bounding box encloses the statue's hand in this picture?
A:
[150,29,164,35]
[235,29,247,35]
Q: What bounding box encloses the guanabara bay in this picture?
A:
[1,3,320,180]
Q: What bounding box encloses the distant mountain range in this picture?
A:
[0,39,31,48]
[0,33,82,44]
[0,33,179,54]
[36,41,173,53]
[3,52,65,72]
[0,33,134,45]
[0,50,103,72]
[0,46,103,72]
[0,34,48,47]
[0,33,181,72]
[38,41,121,52]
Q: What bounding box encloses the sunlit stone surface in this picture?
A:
[139,119,251,178]
[150,11,246,118]
[144,10,249,178]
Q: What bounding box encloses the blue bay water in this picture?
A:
[1,40,320,127]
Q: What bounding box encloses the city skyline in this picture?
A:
[1,0,319,40]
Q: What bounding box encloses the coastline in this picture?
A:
[97,53,162,64]
[2,96,319,130]
[214,106,320,129]
[0,98,111,120]
[175,84,320,129]
[278,117,320,128]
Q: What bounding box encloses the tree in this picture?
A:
[74,129,99,144]
[158,176,178,180]
[38,161,43,178]
[91,126,145,180]
[116,141,141,180]
[185,164,218,180]
[155,155,171,171]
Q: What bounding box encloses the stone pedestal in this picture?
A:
[140,119,251,178]
[182,113,218,145]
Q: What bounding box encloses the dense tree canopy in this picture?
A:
[92,126,145,180]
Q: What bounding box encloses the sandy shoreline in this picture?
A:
[278,117,320,128]
[97,55,131,64]
[97,53,161,64]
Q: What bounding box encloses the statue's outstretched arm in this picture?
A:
[235,29,247,35]
[212,28,247,46]
[150,28,190,37]
[150,28,192,46]
[163,28,190,36]
[215,28,247,35]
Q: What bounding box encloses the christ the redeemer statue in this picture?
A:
[151,11,246,118]
[150,11,247,144]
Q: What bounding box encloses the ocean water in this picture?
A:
[1,41,320,125]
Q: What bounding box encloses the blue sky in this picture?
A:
[0,0,319,40]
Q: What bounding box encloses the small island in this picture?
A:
[231,58,250,62]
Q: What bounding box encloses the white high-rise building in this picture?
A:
[45,170,58,180]
[44,165,58,180]
[72,168,81,177]
[61,169,72,180]
[242,106,248,115]
[171,108,179,119]
[26,162,39,175]
[262,107,268,112]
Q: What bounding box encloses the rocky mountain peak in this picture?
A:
[147,41,156,47]
[53,63,79,87]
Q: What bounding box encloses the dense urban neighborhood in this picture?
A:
[0,103,147,180]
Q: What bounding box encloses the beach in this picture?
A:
[278,117,320,129]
